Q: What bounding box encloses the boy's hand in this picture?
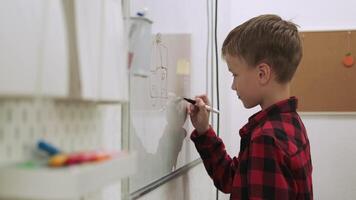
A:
[188,95,210,134]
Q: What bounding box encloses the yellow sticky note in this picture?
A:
[176,59,190,75]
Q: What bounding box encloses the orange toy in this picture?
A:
[342,52,355,68]
[48,154,68,167]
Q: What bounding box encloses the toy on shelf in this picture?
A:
[37,139,120,167]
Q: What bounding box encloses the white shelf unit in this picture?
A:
[0,0,128,102]
[0,152,136,200]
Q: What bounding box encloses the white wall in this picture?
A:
[302,115,356,199]
[229,0,356,31]
[228,1,356,199]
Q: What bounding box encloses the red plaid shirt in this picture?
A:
[191,97,313,199]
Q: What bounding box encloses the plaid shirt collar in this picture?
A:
[239,96,298,138]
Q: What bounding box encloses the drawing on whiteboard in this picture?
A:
[149,34,168,109]
[128,33,197,192]
[149,67,167,99]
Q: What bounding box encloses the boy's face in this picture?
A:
[225,55,262,109]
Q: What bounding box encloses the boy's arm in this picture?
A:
[191,127,238,193]
[192,130,293,198]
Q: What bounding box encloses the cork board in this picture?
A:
[291,30,356,112]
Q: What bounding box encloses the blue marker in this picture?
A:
[37,140,61,156]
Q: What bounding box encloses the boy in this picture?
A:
[189,14,313,199]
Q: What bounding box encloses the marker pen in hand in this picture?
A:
[183,98,220,114]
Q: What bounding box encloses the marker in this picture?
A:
[183,98,220,114]
[38,140,61,156]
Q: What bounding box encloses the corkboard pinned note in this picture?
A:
[291,30,356,112]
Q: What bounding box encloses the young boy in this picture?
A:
[189,14,313,199]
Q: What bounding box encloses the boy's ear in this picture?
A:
[256,62,272,85]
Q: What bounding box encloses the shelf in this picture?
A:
[0,95,129,105]
[54,97,129,105]
[0,152,137,200]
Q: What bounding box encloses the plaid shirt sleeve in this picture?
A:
[191,128,293,199]
[191,127,237,193]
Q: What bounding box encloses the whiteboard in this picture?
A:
[128,33,199,192]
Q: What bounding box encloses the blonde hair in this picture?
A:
[222,14,302,83]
